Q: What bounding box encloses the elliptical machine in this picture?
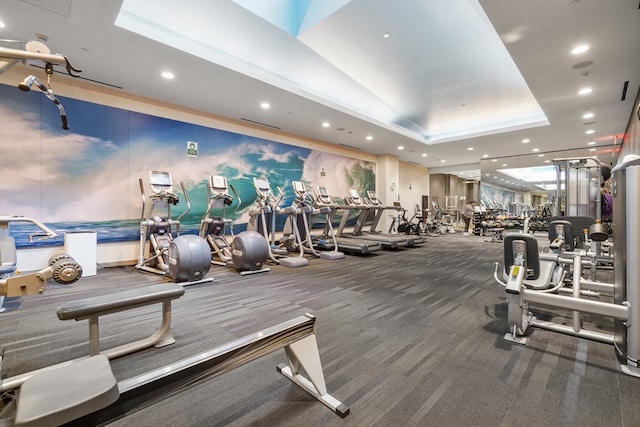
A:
[0,216,82,312]
[199,175,270,275]
[247,177,308,268]
[136,171,212,285]
[287,181,344,260]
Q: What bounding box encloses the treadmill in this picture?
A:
[338,189,409,249]
[312,186,382,255]
[363,190,425,246]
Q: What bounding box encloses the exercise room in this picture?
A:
[1,1,640,426]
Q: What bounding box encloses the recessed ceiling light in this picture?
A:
[578,87,592,95]
[366,135,373,141]
[502,163,507,167]
[421,153,427,157]
[587,140,596,145]
[589,148,597,152]
[521,138,530,143]
[585,129,595,134]
[545,160,551,163]
[161,71,175,79]
[582,112,594,119]
[532,148,540,152]
[492,159,497,162]
[440,159,446,163]
[571,44,589,54]
[397,145,404,150]
[383,32,390,38]
[322,122,330,128]
[538,154,545,157]
[0,20,5,28]
[467,147,474,151]
[260,102,270,109]
[482,154,489,158]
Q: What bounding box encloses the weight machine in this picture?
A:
[0,216,82,312]
[494,154,640,377]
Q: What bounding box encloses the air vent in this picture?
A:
[583,121,596,126]
[338,143,361,150]
[240,118,281,130]
[621,80,629,101]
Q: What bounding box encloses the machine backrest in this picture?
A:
[503,233,540,280]
[548,219,574,251]
[149,170,172,193]
[549,216,594,249]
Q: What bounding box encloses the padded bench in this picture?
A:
[56,283,185,358]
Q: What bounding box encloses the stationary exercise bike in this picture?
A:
[136,171,212,284]
[0,216,82,312]
[199,175,270,275]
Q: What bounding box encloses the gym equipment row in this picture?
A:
[0,283,349,425]
[493,155,638,377]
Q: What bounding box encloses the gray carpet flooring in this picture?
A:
[1,232,638,426]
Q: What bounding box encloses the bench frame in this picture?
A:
[1,283,185,392]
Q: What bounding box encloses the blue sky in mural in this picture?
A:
[0,83,374,245]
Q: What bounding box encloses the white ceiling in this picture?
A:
[0,0,639,182]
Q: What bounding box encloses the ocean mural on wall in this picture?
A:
[0,84,375,246]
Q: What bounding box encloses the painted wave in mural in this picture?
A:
[0,84,375,246]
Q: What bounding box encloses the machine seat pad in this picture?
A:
[56,283,185,321]
[15,355,119,427]
[523,259,557,290]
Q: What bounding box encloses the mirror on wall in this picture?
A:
[479,145,618,219]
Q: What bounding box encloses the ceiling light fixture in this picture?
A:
[440,159,446,163]
[467,147,474,151]
[383,32,390,38]
[578,87,592,95]
[421,153,427,157]
[482,154,489,158]
[532,148,540,152]
[397,145,404,150]
[585,129,595,134]
[582,112,594,119]
[571,44,589,54]
[589,148,597,152]
[322,121,330,128]
[161,71,175,79]
[260,102,270,109]
[366,135,373,141]
[521,138,530,143]
[0,19,5,28]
